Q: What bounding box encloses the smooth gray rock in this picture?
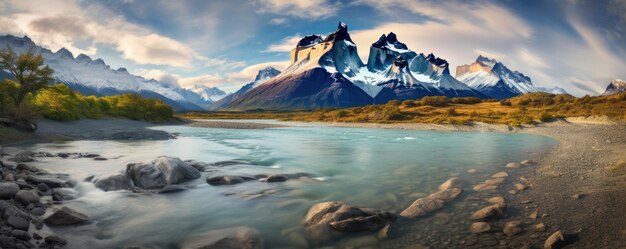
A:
[207,176,251,185]
[304,201,396,242]
[26,175,71,188]
[45,235,68,246]
[126,156,201,189]
[15,190,39,205]
[10,151,35,163]
[180,226,264,249]
[11,230,31,241]
[43,207,89,226]
[0,182,19,199]
[7,216,30,230]
[92,172,132,191]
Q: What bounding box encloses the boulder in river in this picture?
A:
[207,175,255,185]
[92,172,133,191]
[400,177,463,218]
[180,226,264,249]
[470,203,507,220]
[0,182,19,199]
[304,201,396,242]
[43,207,89,226]
[264,174,288,182]
[10,151,35,163]
[126,156,201,189]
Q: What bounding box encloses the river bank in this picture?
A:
[0,118,624,248]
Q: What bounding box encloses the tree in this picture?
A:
[0,48,54,130]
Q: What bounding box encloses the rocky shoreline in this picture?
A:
[0,119,623,248]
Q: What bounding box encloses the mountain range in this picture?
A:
[0,35,226,111]
[223,23,490,110]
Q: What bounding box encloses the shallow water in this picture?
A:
[16,121,558,248]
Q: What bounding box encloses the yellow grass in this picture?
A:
[179,92,626,127]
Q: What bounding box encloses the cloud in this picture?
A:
[3,0,205,67]
[269,18,288,25]
[205,57,247,70]
[257,0,340,19]
[569,77,602,95]
[516,48,548,69]
[137,61,290,91]
[263,34,302,52]
[225,60,289,83]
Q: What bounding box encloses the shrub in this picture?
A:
[451,97,482,104]
[381,105,403,120]
[34,84,174,122]
[419,96,448,107]
[539,112,553,122]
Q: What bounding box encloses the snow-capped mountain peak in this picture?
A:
[537,86,568,95]
[188,85,227,102]
[456,55,538,99]
[255,67,281,82]
[602,79,626,96]
[0,34,208,110]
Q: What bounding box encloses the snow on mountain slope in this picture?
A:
[456,55,538,99]
[209,67,281,110]
[188,85,226,102]
[280,22,386,97]
[537,86,569,95]
[0,35,205,110]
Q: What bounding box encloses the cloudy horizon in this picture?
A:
[1,0,624,95]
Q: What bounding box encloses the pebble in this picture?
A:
[470,222,491,233]
[514,183,527,191]
[491,172,509,178]
[534,223,546,232]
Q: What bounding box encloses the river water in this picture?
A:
[16,121,558,248]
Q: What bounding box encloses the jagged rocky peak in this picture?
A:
[476,55,497,67]
[255,67,281,81]
[56,47,74,58]
[602,79,626,96]
[324,22,353,43]
[297,35,324,47]
[372,32,408,50]
[425,53,449,69]
[116,67,128,73]
[76,53,92,62]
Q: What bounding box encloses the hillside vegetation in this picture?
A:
[33,84,175,122]
[181,92,626,126]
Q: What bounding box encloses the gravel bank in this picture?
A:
[319,119,626,248]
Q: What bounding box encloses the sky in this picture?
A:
[0,0,625,95]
